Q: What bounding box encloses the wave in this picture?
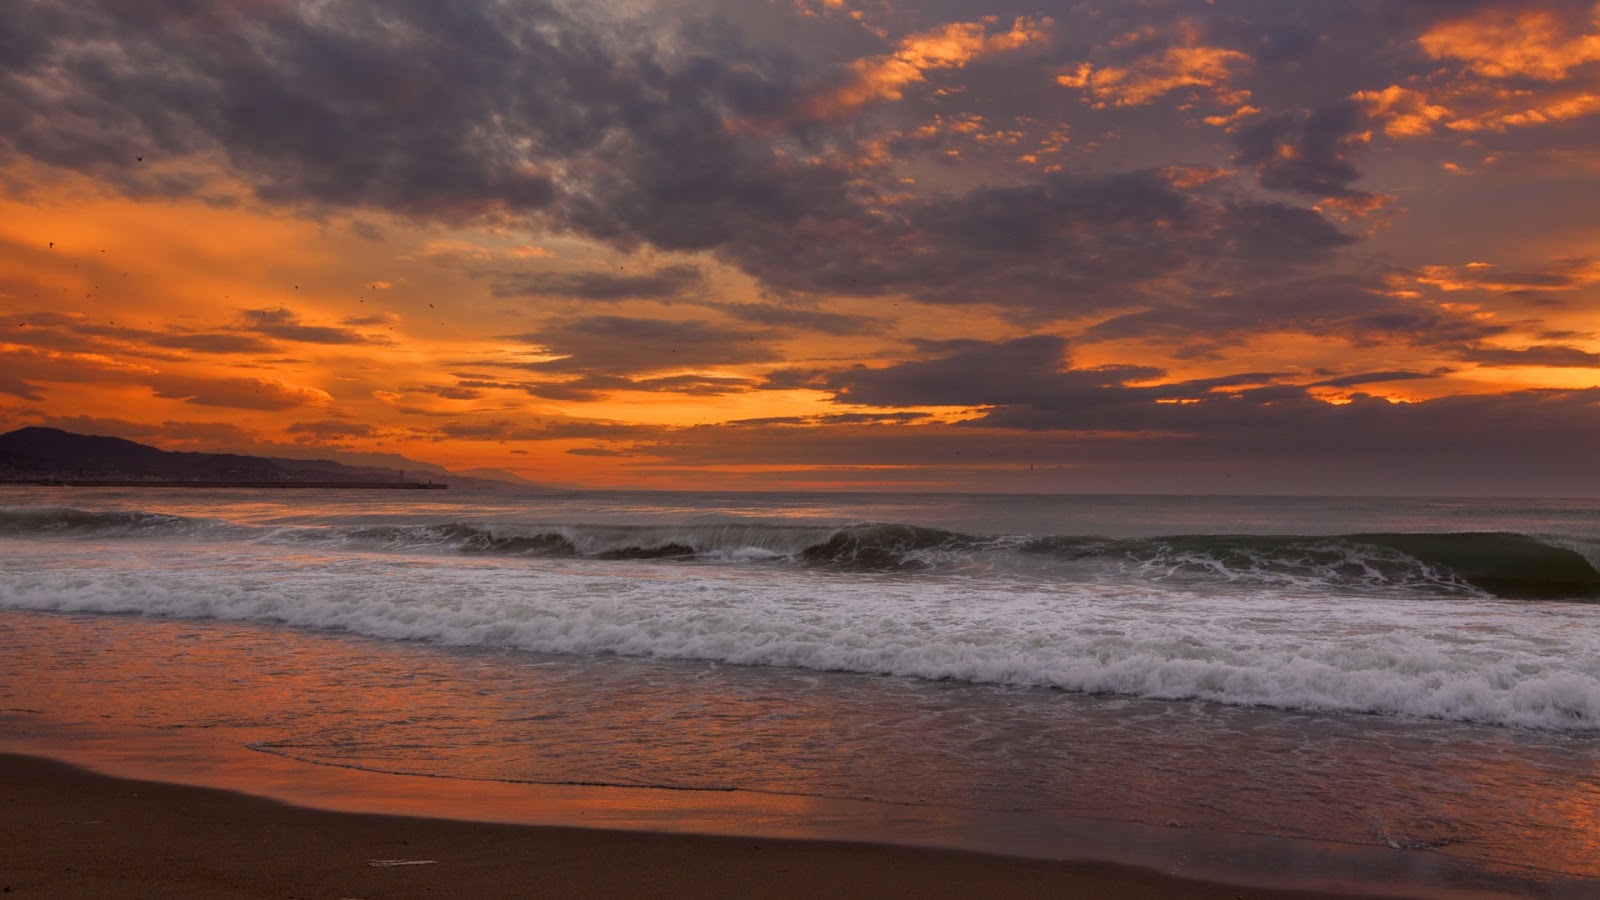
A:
[270,521,1600,598]
[4,507,1598,599]
[1021,532,1600,600]
[0,506,200,536]
[4,560,1597,731]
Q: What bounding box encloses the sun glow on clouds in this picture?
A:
[799,16,1050,119]
[1419,5,1600,80]
[1358,4,1600,138]
[2,1,1600,493]
[1059,45,1249,108]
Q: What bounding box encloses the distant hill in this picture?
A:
[0,427,544,490]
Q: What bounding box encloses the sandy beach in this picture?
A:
[1,751,1379,899]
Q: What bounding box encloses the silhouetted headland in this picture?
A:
[0,427,459,490]
[2,478,446,489]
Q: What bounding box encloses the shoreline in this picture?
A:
[2,750,1380,899]
[2,606,1587,898]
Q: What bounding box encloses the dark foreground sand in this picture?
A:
[0,752,1372,899]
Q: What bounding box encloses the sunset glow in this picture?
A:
[4,0,1599,494]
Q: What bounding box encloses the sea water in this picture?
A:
[1,487,1597,892]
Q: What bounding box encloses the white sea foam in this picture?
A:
[3,539,1597,731]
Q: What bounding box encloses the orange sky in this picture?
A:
[3,1,1599,494]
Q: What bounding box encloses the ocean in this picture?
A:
[2,487,1597,894]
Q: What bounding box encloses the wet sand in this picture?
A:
[1,752,1368,899]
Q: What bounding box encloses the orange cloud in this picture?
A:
[1059,44,1249,107]
[1419,5,1600,80]
[417,239,554,262]
[150,375,333,411]
[1413,259,1600,293]
[1358,7,1600,139]
[1352,85,1452,137]
[1355,82,1600,138]
[1446,89,1600,131]
[800,17,1050,119]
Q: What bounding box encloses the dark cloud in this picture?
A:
[0,372,44,401]
[490,264,704,301]
[727,412,930,426]
[341,312,400,327]
[629,373,755,395]
[1310,370,1442,388]
[1,311,282,358]
[150,375,327,411]
[814,335,1290,429]
[713,303,880,336]
[286,420,375,440]
[423,418,646,442]
[1080,275,1512,353]
[0,344,155,391]
[241,307,377,345]
[145,332,279,354]
[805,340,1600,492]
[417,384,487,401]
[0,0,826,232]
[1232,102,1372,199]
[456,318,769,400]
[1457,344,1600,368]
[501,316,778,376]
[1,1,1365,320]
[537,386,1600,495]
[722,170,1356,313]
[566,446,634,457]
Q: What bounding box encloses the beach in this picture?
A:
[2,488,1598,897]
[3,750,1381,899]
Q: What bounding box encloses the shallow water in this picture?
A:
[2,487,1598,891]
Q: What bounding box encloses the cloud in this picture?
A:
[1059,42,1249,108]
[151,375,332,410]
[820,335,1175,420]
[3,312,278,358]
[141,332,281,354]
[1412,258,1600,294]
[1231,102,1373,199]
[722,169,1355,313]
[490,264,704,300]
[798,16,1051,120]
[240,307,378,344]
[1448,90,1600,132]
[0,371,43,401]
[1458,343,1600,367]
[1419,5,1600,80]
[527,384,1600,496]
[1355,80,1600,139]
[341,312,401,327]
[0,343,159,391]
[420,240,554,263]
[1081,274,1512,353]
[714,302,880,335]
[505,316,778,374]
[2,1,1367,320]
[1310,370,1444,389]
[285,420,376,440]
[1352,85,1453,137]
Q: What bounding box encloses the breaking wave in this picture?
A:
[3,507,1598,600]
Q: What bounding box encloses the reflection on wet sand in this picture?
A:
[2,610,1596,896]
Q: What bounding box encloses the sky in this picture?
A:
[2,0,1599,494]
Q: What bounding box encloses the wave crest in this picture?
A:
[5,507,1598,599]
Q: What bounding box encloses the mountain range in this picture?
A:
[0,427,542,490]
